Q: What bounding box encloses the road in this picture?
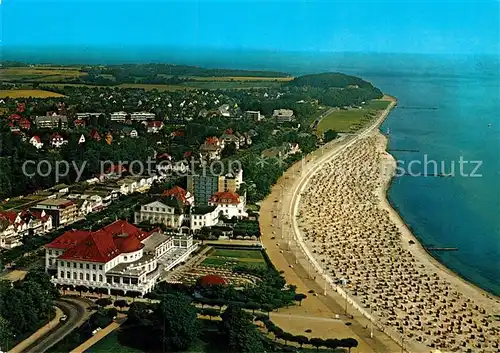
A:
[22,298,90,353]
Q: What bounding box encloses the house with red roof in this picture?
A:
[30,135,44,149]
[89,129,101,141]
[51,133,68,148]
[200,137,224,161]
[0,211,27,249]
[74,119,86,128]
[162,186,194,206]
[209,191,247,219]
[146,121,164,133]
[19,209,53,235]
[45,220,197,295]
[19,118,31,130]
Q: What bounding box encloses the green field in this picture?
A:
[316,99,391,133]
[0,89,65,98]
[0,67,85,82]
[201,248,267,269]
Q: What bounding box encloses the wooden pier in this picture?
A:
[425,247,459,252]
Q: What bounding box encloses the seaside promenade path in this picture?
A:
[260,96,405,353]
[69,314,126,353]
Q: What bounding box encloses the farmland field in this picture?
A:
[0,89,65,98]
[0,67,85,82]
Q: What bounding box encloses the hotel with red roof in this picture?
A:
[45,220,196,295]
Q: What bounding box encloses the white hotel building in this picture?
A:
[45,220,196,295]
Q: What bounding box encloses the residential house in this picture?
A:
[31,199,78,228]
[30,135,44,149]
[0,211,26,249]
[200,137,223,161]
[146,121,164,133]
[45,220,197,295]
[219,130,240,150]
[76,112,102,120]
[74,119,86,128]
[162,186,194,206]
[90,129,101,141]
[51,133,67,148]
[19,118,31,130]
[78,134,86,144]
[19,210,53,236]
[121,128,138,138]
[187,169,243,206]
[208,191,247,219]
[190,205,220,230]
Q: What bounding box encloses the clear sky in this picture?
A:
[1,0,499,55]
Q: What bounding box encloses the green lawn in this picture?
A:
[201,249,267,269]
[316,99,390,133]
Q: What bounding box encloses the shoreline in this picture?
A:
[379,134,500,307]
[283,95,500,352]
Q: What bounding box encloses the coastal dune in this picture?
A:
[294,117,500,351]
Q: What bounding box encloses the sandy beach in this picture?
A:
[284,98,500,352]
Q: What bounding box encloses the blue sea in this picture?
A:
[4,46,500,295]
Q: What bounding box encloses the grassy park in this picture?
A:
[316,99,390,133]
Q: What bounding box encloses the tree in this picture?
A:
[310,337,325,351]
[128,302,151,326]
[0,315,13,348]
[294,293,307,306]
[325,338,340,350]
[323,129,338,143]
[95,298,112,307]
[281,332,294,346]
[339,338,359,352]
[153,293,200,352]
[222,142,238,159]
[114,299,129,309]
[245,301,260,314]
[220,305,265,353]
[294,335,309,348]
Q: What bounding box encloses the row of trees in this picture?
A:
[256,315,359,352]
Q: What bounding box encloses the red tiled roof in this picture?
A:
[74,119,86,126]
[19,118,31,129]
[0,211,18,224]
[209,191,240,205]
[59,231,119,262]
[9,114,21,121]
[31,135,41,143]
[46,229,91,250]
[162,186,189,204]
[183,151,192,158]
[51,133,63,140]
[147,121,163,128]
[224,128,233,134]
[205,136,219,145]
[157,153,171,160]
[48,220,151,262]
[90,129,101,140]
